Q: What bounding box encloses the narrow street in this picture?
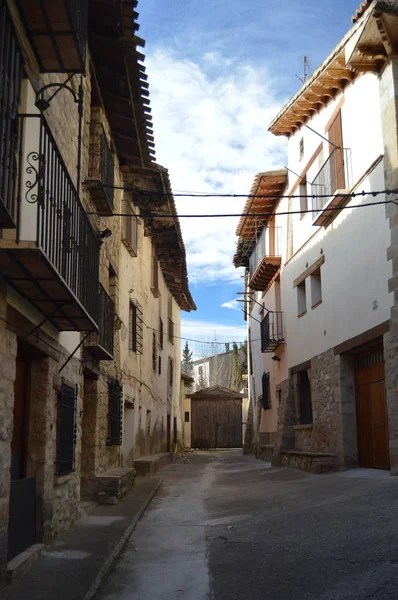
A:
[96,452,398,600]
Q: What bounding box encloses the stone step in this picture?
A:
[134,452,173,477]
[96,467,135,502]
[280,450,339,474]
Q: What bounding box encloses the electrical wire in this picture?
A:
[87,197,398,219]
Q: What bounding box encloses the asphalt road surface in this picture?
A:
[96,450,398,600]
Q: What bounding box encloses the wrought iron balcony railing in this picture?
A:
[86,121,115,215]
[16,0,88,72]
[85,283,115,360]
[0,113,100,331]
[248,227,282,292]
[0,0,24,228]
[261,311,284,353]
[311,147,352,225]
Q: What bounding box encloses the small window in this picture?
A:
[138,406,142,428]
[107,380,123,445]
[168,318,174,344]
[168,357,174,387]
[151,246,159,297]
[159,318,164,349]
[173,416,177,444]
[299,175,308,217]
[129,301,143,353]
[298,370,313,425]
[57,383,77,476]
[185,412,190,423]
[297,280,307,316]
[152,332,157,372]
[276,389,282,407]
[299,137,304,160]
[122,196,138,256]
[158,355,162,375]
[167,296,174,344]
[146,410,151,435]
[311,268,322,308]
[161,416,164,433]
[261,372,271,410]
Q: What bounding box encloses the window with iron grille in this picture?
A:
[107,380,123,445]
[152,332,157,372]
[57,383,77,476]
[158,355,162,375]
[129,300,143,354]
[261,372,271,410]
[159,318,164,349]
[167,296,174,344]
[0,1,24,228]
[122,196,138,256]
[168,319,174,345]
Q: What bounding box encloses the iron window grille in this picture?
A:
[0,1,24,228]
[98,283,115,357]
[158,355,162,375]
[261,372,271,410]
[168,318,174,345]
[169,358,174,387]
[152,332,157,372]
[57,383,78,476]
[129,300,143,354]
[159,318,164,349]
[107,379,123,446]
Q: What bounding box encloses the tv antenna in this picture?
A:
[295,56,311,84]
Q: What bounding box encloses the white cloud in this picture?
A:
[221,299,241,311]
[146,49,287,285]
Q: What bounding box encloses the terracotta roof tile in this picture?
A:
[352,1,372,23]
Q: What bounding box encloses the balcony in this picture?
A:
[16,0,88,72]
[311,147,352,227]
[0,114,100,331]
[249,227,282,292]
[0,1,24,228]
[85,121,115,215]
[85,284,115,360]
[261,312,284,353]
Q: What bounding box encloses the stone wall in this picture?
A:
[271,378,295,466]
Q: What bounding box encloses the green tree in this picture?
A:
[182,341,194,375]
[229,342,243,391]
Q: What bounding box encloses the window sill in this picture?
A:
[297,310,307,318]
[54,473,74,486]
[294,424,313,430]
[311,300,322,310]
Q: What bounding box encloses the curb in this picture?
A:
[83,478,163,600]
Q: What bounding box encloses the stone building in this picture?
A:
[235,0,398,474]
[0,0,194,582]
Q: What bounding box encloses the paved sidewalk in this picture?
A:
[1,477,162,600]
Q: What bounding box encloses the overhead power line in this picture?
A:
[87,197,398,219]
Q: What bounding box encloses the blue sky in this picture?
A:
[138,0,362,356]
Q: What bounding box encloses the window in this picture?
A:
[161,416,164,433]
[299,137,304,160]
[152,332,157,372]
[57,383,77,476]
[298,370,313,424]
[299,175,308,217]
[129,301,143,353]
[158,355,162,375]
[276,389,282,407]
[107,380,123,445]
[146,410,151,435]
[185,412,190,423]
[168,357,174,387]
[173,416,177,444]
[261,372,271,410]
[311,268,322,308]
[138,406,142,428]
[297,280,307,316]
[122,196,138,256]
[151,246,159,297]
[167,296,174,344]
[159,318,164,349]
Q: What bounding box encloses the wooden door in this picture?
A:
[355,349,389,469]
[8,354,36,560]
[191,399,242,448]
[328,111,345,191]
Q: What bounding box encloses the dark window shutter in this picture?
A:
[107,380,123,445]
[57,383,77,475]
[262,372,270,410]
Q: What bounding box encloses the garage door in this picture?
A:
[191,398,242,448]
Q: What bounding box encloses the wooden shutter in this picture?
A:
[327,111,345,191]
[261,372,270,410]
[57,383,77,475]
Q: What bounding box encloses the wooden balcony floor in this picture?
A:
[249,256,281,292]
[0,241,98,332]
